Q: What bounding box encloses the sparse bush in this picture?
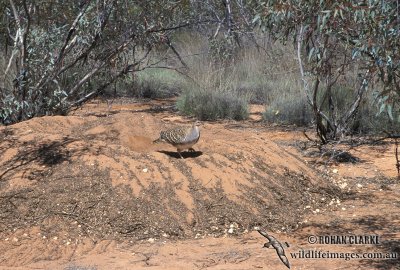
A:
[316,85,400,135]
[209,36,239,65]
[173,32,399,132]
[352,95,400,135]
[106,68,188,99]
[261,79,400,134]
[132,68,187,99]
[263,91,312,126]
[177,88,249,121]
[173,33,297,121]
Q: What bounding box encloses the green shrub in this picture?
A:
[177,88,249,121]
[315,85,400,135]
[352,95,400,135]
[262,80,400,134]
[263,93,313,126]
[109,68,187,99]
[134,68,188,98]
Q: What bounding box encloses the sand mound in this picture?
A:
[0,100,338,266]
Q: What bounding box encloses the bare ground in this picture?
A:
[0,99,399,270]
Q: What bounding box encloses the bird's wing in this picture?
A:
[258,230,271,239]
[259,230,290,269]
[161,127,184,144]
[277,254,291,269]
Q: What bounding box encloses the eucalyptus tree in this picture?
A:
[254,0,400,142]
[0,0,195,124]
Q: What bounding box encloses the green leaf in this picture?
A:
[378,101,386,115]
[387,104,393,120]
[252,14,260,24]
[308,47,315,61]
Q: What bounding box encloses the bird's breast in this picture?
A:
[183,127,200,143]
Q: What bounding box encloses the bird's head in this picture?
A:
[263,242,271,248]
[194,120,201,127]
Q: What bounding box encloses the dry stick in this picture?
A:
[325,139,350,165]
[395,138,400,177]
[303,130,315,142]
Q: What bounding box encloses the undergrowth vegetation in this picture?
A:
[1,1,399,140]
[110,68,187,99]
[2,28,397,135]
[177,88,249,121]
[126,33,398,135]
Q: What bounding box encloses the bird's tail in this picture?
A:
[153,138,162,144]
[153,131,165,144]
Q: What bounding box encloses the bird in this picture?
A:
[153,121,201,159]
[258,230,291,269]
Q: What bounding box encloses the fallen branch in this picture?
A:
[395,138,400,177]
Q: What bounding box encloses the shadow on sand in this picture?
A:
[157,150,203,159]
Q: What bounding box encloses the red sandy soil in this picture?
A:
[0,99,399,270]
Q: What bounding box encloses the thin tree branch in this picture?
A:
[340,69,370,126]
[21,0,31,69]
[7,0,22,74]
[296,24,333,129]
[69,48,152,109]
[34,1,113,92]
[146,19,218,34]
[56,0,93,65]
[165,36,188,69]
[224,0,233,36]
